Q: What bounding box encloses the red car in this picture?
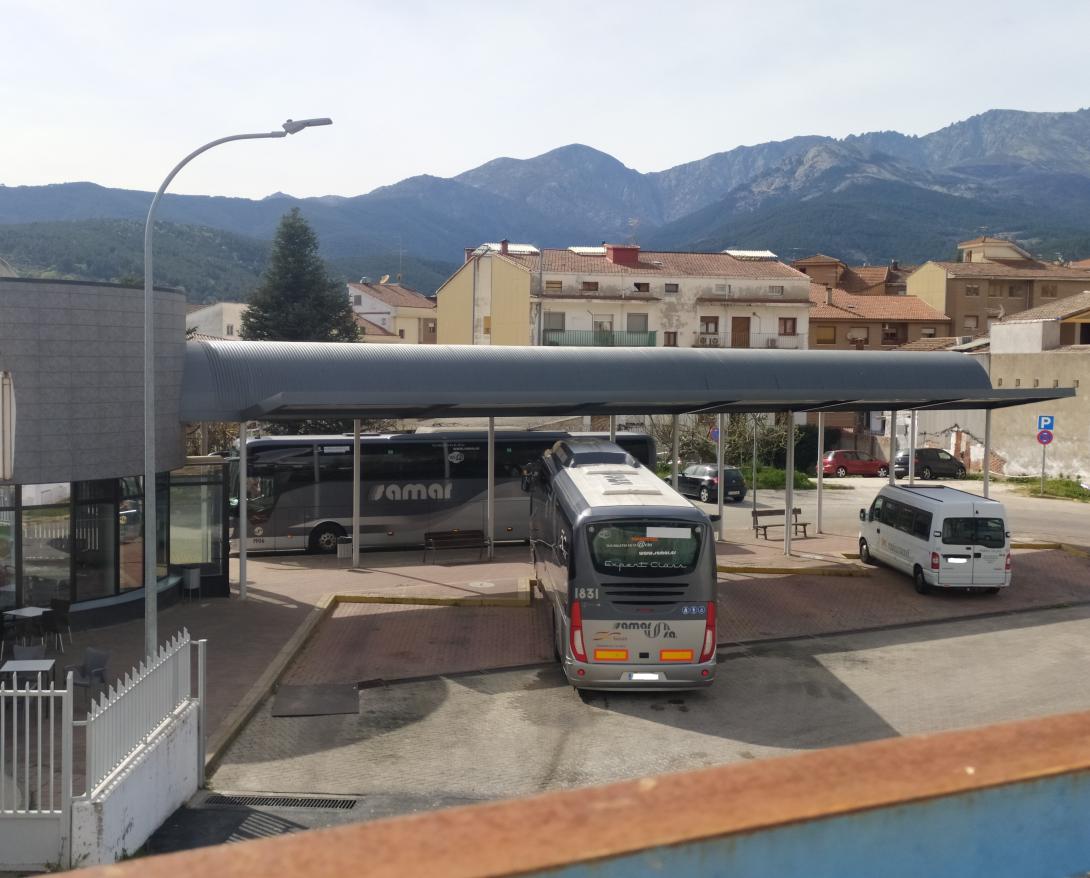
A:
[822,450,890,478]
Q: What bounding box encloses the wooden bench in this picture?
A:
[423,529,487,563]
[752,508,811,540]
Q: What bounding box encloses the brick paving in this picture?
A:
[283,601,554,685]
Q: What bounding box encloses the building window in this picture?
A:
[543,312,565,331]
[1015,378,1021,387]
[663,331,677,347]
[626,313,649,333]
[1042,283,1058,298]
[581,281,599,292]
[1009,284,1023,298]
[778,317,797,336]
[846,328,870,346]
[714,283,728,294]
[699,316,719,334]
[920,327,936,338]
[815,325,836,345]
[226,324,234,336]
[665,283,679,294]
[353,294,362,305]
[881,323,906,345]
[997,378,1003,387]
[964,315,979,330]
[481,317,490,336]
[633,282,650,293]
[768,285,784,296]
[544,280,562,291]
[965,250,973,262]
[965,284,980,297]
[398,328,406,338]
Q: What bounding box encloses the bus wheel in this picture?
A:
[913,566,930,595]
[309,523,345,554]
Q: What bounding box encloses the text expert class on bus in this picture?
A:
[526,438,718,690]
[225,430,656,553]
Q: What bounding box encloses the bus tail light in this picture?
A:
[699,601,716,663]
[930,552,940,570]
[570,600,587,662]
[1005,552,1012,570]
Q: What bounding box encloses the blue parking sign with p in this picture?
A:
[1037,415,1054,431]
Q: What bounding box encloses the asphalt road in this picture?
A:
[145,602,1090,854]
[690,476,1090,545]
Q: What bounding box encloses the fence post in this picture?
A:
[197,638,207,787]
[61,671,73,870]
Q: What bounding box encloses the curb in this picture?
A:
[204,592,336,776]
[717,563,869,578]
[1012,541,1062,550]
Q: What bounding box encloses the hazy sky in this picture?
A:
[3,0,1088,200]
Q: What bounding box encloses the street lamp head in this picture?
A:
[282,117,333,135]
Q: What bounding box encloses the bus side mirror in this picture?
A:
[859,508,867,522]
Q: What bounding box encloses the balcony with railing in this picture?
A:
[696,331,807,349]
[542,329,658,347]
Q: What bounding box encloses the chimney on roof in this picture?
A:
[464,248,475,264]
[824,284,833,306]
[605,243,640,268]
[890,259,899,271]
[500,239,509,255]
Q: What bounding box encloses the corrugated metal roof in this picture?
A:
[180,341,1074,422]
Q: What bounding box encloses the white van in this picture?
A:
[858,485,1011,594]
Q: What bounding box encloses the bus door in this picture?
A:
[260,444,318,550]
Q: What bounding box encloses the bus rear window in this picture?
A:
[942,517,1005,549]
[588,522,702,575]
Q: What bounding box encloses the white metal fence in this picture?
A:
[83,629,201,795]
[0,676,71,814]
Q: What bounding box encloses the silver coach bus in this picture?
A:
[527,438,717,690]
[226,430,656,553]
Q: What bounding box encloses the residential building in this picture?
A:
[186,301,247,339]
[808,284,951,350]
[792,254,915,296]
[907,236,1090,337]
[347,281,437,343]
[437,241,811,349]
[912,290,1090,477]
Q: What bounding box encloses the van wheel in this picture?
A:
[859,539,874,565]
[699,487,710,503]
[913,566,930,595]
[836,466,848,478]
[309,522,345,554]
[877,465,889,478]
[921,466,934,480]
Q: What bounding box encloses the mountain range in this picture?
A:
[3,107,1090,300]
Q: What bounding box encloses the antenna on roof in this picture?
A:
[379,274,390,284]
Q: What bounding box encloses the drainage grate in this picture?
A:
[205,794,357,810]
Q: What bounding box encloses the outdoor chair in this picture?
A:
[0,613,17,659]
[13,643,46,660]
[65,647,109,705]
[48,598,74,650]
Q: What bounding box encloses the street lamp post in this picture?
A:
[143,118,331,658]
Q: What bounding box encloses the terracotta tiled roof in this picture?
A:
[923,261,1090,280]
[792,253,844,266]
[1068,258,1090,269]
[957,235,1032,254]
[999,289,1090,322]
[347,282,436,310]
[502,249,807,280]
[188,331,235,341]
[808,284,950,322]
[896,336,968,351]
[353,314,396,336]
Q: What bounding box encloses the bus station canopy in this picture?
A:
[180,340,1074,422]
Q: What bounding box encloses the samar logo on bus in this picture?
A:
[370,482,453,501]
[613,621,677,639]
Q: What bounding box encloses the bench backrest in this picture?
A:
[752,508,803,520]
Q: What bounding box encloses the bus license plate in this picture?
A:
[628,672,662,682]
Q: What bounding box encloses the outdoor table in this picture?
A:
[0,658,56,688]
[3,606,50,620]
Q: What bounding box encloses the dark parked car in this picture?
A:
[677,464,747,503]
[894,448,966,480]
[821,450,889,478]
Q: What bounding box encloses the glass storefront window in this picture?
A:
[0,487,14,611]
[170,465,225,573]
[21,499,72,607]
[119,479,143,591]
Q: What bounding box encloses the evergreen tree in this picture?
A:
[240,208,359,342]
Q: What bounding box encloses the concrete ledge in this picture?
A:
[718,563,869,577]
[336,577,532,608]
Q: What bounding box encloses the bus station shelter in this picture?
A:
[180,341,1076,581]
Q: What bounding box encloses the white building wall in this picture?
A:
[991,321,1062,354]
[187,302,247,338]
[349,288,396,331]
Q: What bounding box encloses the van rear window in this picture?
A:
[942,517,1005,549]
[588,522,702,576]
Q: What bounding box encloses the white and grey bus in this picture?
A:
[527,438,717,690]
[226,430,656,553]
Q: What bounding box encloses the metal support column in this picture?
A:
[716,413,725,543]
[352,418,361,567]
[609,415,616,442]
[983,409,992,498]
[888,409,898,486]
[908,410,917,485]
[238,421,248,600]
[816,411,825,534]
[671,415,679,490]
[487,416,495,561]
[784,411,795,556]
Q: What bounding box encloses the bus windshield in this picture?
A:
[588,522,702,576]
